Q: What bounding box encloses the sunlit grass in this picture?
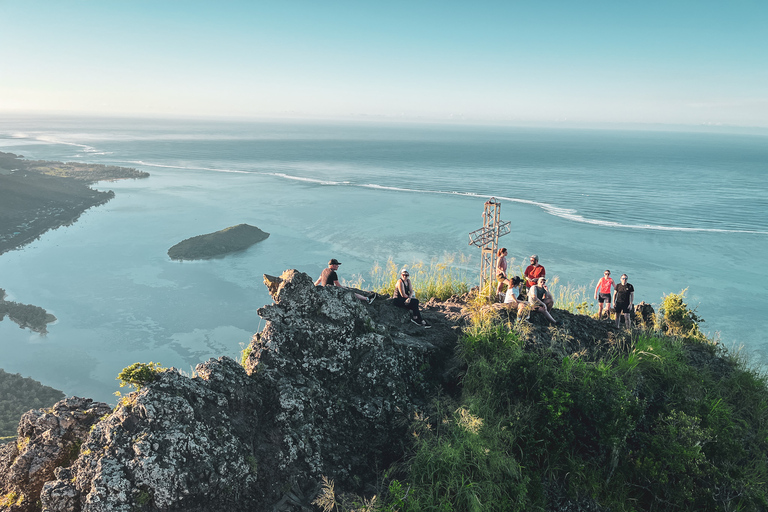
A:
[369,254,472,301]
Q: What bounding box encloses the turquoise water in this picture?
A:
[1,115,766,403]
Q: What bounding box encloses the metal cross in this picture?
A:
[468,197,511,293]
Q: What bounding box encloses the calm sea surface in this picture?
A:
[1,115,766,402]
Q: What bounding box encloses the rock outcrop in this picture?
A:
[3,269,459,512]
[0,398,110,512]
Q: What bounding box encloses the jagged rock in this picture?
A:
[244,269,458,495]
[0,397,110,512]
[32,269,459,511]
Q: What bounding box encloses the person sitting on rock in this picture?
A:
[315,258,375,304]
[393,268,430,328]
[527,277,558,325]
[524,255,553,311]
[504,276,531,319]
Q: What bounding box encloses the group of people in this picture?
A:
[495,251,558,324]
[593,270,635,328]
[315,259,431,328]
[315,252,635,331]
[495,249,635,329]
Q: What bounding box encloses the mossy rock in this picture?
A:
[168,224,269,260]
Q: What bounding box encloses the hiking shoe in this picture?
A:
[368,294,376,305]
[422,320,431,329]
[410,318,421,326]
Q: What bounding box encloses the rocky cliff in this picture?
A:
[0,269,460,512]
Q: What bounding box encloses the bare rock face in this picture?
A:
[23,269,458,512]
[0,397,110,512]
[243,269,455,499]
[38,358,263,512]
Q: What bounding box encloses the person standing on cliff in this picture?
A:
[495,247,508,301]
[315,259,375,304]
[393,268,430,328]
[594,270,615,320]
[613,274,635,329]
[524,255,552,311]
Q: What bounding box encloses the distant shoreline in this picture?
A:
[0,151,149,332]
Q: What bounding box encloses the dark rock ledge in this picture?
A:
[0,269,461,512]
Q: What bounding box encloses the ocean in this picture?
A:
[1,115,766,403]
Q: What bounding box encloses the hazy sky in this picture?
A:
[1,1,766,126]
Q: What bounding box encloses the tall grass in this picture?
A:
[377,291,768,512]
[547,277,597,316]
[369,254,472,301]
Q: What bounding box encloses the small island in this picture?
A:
[168,224,270,261]
[0,288,57,334]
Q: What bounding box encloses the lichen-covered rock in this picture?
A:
[41,358,263,512]
[244,269,457,496]
[19,269,459,511]
[0,397,111,512]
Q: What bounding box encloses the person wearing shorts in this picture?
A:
[594,270,615,320]
[613,274,635,329]
[495,247,508,300]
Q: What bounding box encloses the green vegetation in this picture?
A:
[117,362,166,391]
[167,224,270,260]
[369,256,470,301]
[0,150,149,182]
[0,369,65,438]
[358,296,768,511]
[0,491,24,508]
[0,288,57,334]
[657,288,705,338]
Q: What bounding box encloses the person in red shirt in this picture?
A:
[524,255,552,311]
[593,270,615,320]
[524,254,545,287]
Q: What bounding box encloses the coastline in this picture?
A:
[0,151,149,333]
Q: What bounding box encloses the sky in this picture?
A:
[1,0,767,127]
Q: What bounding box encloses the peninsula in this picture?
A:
[167,223,270,260]
[0,151,149,256]
[0,150,149,333]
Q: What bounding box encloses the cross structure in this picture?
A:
[468,197,511,293]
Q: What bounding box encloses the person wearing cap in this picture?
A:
[393,268,430,328]
[613,274,635,329]
[524,255,552,311]
[315,259,375,304]
[594,270,615,320]
[524,254,546,288]
[527,277,558,324]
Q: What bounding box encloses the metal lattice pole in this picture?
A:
[468,198,510,295]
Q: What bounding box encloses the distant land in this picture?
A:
[0,369,65,439]
[168,224,270,260]
[0,151,149,334]
[0,288,56,334]
[0,151,149,256]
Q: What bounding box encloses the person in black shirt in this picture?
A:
[613,274,635,329]
[315,258,374,304]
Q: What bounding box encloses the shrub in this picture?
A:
[116,362,165,391]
